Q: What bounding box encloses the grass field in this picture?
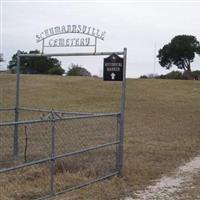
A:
[0,74,200,199]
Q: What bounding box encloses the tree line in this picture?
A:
[140,70,200,80]
[6,34,200,79]
[7,50,91,76]
[8,50,64,75]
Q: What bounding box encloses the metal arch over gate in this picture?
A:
[36,25,106,53]
[0,26,127,200]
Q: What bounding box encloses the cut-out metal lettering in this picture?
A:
[36,25,106,53]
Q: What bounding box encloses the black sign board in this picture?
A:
[103,53,123,81]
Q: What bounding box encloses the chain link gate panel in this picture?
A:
[0,49,127,199]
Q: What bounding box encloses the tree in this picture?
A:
[0,53,4,68]
[157,35,200,79]
[0,53,3,62]
[8,50,64,75]
[66,64,91,76]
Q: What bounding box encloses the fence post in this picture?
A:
[13,51,21,159]
[50,114,56,196]
[118,48,127,176]
[116,113,121,172]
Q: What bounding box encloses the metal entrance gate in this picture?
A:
[0,49,127,200]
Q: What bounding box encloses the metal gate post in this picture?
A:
[118,48,127,176]
[116,113,121,172]
[50,116,56,196]
[13,51,21,158]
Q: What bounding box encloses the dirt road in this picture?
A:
[125,156,200,200]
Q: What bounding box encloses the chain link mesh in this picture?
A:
[54,145,116,193]
[0,110,119,200]
[0,124,14,164]
[18,122,52,162]
[55,116,117,155]
[0,110,15,123]
[0,162,51,200]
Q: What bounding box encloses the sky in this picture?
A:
[1,0,200,78]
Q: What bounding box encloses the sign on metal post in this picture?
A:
[6,25,127,200]
[103,53,124,81]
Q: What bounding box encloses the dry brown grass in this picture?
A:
[174,171,200,199]
[0,75,200,199]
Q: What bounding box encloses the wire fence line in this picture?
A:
[0,108,121,200]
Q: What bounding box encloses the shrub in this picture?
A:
[140,75,148,79]
[165,71,183,79]
[67,64,91,76]
[191,70,200,80]
[48,67,65,75]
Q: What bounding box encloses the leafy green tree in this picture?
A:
[67,64,91,76]
[8,50,64,75]
[157,35,200,78]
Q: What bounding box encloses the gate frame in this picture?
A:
[13,49,127,177]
